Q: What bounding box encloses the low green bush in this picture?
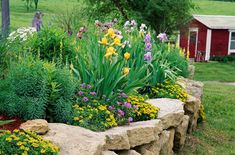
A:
[28,27,77,63]
[0,130,59,155]
[0,58,75,122]
[210,55,235,62]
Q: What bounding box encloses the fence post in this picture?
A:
[1,0,10,38]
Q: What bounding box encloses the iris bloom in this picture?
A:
[123,67,130,75]
[105,47,117,59]
[99,37,108,45]
[112,37,122,46]
[107,28,116,38]
[124,52,131,60]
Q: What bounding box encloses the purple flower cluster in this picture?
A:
[157,33,168,42]
[117,109,125,116]
[144,34,152,61]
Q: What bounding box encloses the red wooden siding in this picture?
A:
[180,19,208,58]
[210,29,229,56]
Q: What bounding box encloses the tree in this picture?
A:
[1,0,10,38]
[81,0,195,33]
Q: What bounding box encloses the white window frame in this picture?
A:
[228,30,235,54]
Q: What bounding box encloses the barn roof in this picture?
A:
[193,15,235,29]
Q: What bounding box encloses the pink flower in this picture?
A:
[117,109,125,116]
[124,102,132,108]
[128,117,133,123]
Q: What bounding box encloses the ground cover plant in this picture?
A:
[0,130,60,155]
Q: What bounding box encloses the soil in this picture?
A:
[0,115,25,131]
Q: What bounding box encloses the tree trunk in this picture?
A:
[1,0,10,38]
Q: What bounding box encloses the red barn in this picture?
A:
[179,15,235,61]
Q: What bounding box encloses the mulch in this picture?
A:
[0,115,25,132]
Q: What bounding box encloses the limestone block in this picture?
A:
[20,119,48,134]
[147,98,185,129]
[173,115,189,152]
[160,129,175,155]
[44,123,106,155]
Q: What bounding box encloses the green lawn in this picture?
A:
[193,62,235,82]
[181,62,235,155]
[0,0,80,30]
[193,0,235,15]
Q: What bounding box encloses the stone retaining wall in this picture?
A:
[43,78,203,155]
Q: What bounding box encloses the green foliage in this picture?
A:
[0,58,75,122]
[210,55,235,62]
[22,0,39,10]
[81,0,195,33]
[29,27,76,63]
[148,81,188,102]
[0,130,59,155]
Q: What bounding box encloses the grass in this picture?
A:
[193,0,235,15]
[193,62,235,82]
[0,0,80,30]
[181,62,235,155]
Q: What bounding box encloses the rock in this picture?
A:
[118,150,141,155]
[44,123,106,155]
[103,120,162,150]
[185,95,201,133]
[188,65,195,79]
[177,77,203,99]
[173,115,189,152]
[102,151,118,155]
[136,138,161,155]
[20,119,48,134]
[160,129,175,155]
[147,99,185,129]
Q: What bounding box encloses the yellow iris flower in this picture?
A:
[99,37,108,45]
[123,67,130,75]
[124,52,131,60]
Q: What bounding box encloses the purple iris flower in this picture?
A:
[144,34,151,43]
[83,97,89,102]
[124,102,132,108]
[117,109,125,116]
[144,52,152,61]
[87,84,92,89]
[157,33,168,42]
[90,92,97,96]
[128,117,133,123]
[145,42,152,52]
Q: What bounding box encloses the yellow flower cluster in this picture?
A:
[127,95,159,119]
[98,28,123,59]
[72,104,117,130]
[151,81,188,102]
[0,130,59,155]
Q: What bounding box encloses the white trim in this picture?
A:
[177,31,180,47]
[205,29,212,61]
[228,30,235,54]
[187,28,199,58]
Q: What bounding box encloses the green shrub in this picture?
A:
[29,27,76,63]
[210,56,235,62]
[0,130,59,155]
[0,58,75,122]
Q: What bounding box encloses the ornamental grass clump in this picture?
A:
[0,130,59,155]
